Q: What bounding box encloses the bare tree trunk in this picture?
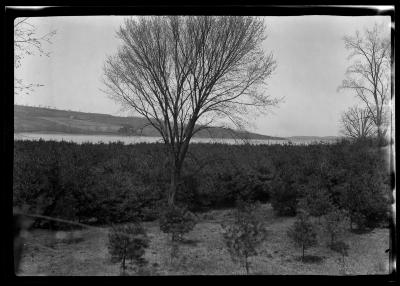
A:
[167,138,191,207]
[302,245,305,261]
[168,153,186,207]
[168,168,180,207]
[377,124,384,146]
[122,254,126,271]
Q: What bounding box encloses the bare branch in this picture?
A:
[340,106,376,139]
[339,23,391,141]
[14,17,57,95]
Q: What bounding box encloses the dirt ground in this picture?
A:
[17,204,390,276]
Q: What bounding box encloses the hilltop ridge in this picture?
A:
[14,105,285,140]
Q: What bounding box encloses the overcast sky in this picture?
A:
[14,15,391,137]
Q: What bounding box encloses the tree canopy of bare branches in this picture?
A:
[340,106,375,139]
[103,16,278,206]
[14,17,56,95]
[339,23,391,142]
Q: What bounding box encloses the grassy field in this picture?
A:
[17,204,389,276]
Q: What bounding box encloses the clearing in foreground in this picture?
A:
[18,204,389,275]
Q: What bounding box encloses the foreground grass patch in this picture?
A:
[294,255,325,264]
[17,204,389,276]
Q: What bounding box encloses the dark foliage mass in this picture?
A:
[13,139,391,230]
[159,205,197,242]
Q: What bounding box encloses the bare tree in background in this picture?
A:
[103,16,278,206]
[340,106,375,139]
[339,23,391,143]
[14,17,56,95]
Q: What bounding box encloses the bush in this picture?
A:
[221,200,267,274]
[287,210,318,262]
[298,183,334,219]
[174,174,200,210]
[338,175,388,230]
[107,222,150,273]
[158,205,197,265]
[330,240,350,256]
[336,143,390,229]
[270,178,299,216]
[159,205,197,242]
[350,212,367,231]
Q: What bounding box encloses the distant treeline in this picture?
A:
[13,139,392,229]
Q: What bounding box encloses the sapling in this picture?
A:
[331,241,350,274]
[221,200,267,274]
[107,222,149,274]
[323,207,349,247]
[159,205,197,263]
[287,209,318,262]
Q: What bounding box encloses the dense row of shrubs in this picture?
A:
[13,138,392,230]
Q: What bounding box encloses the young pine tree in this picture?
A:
[221,200,267,274]
[159,204,197,262]
[107,222,150,275]
[287,209,318,262]
[331,240,350,274]
[323,207,349,247]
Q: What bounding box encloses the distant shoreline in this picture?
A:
[13,131,288,141]
[13,132,339,141]
[13,132,343,146]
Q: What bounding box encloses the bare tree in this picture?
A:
[103,16,278,206]
[340,106,375,139]
[339,23,391,142]
[14,17,56,95]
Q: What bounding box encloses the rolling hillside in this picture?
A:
[14,105,285,140]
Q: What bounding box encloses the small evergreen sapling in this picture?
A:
[323,207,349,247]
[331,240,350,274]
[159,205,197,242]
[287,209,318,262]
[221,200,267,274]
[159,205,197,262]
[107,222,150,274]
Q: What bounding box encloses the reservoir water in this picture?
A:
[14,133,339,145]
